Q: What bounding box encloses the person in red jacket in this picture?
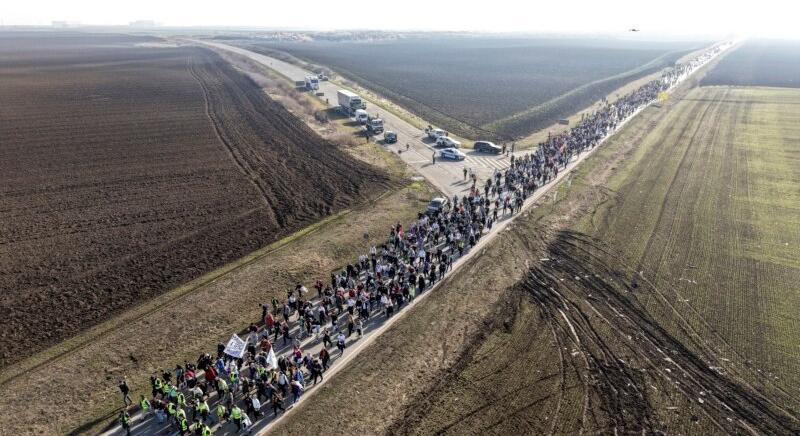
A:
[265,312,276,336]
[204,366,218,390]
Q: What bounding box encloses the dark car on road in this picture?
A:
[474,140,501,154]
[426,197,449,215]
[384,131,397,143]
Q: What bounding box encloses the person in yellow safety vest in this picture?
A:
[176,392,186,407]
[139,395,151,416]
[217,378,228,393]
[166,401,177,426]
[176,406,186,422]
[230,405,243,432]
[216,403,227,423]
[197,399,210,422]
[120,411,131,436]
[154,377,163,396]
[179,416,189,435]
[229,371,238,390]
[202,424,212,436]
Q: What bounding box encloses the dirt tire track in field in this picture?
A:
[520,230,799,435]
[188,56,277,218]
[632,88,723,279]
[606,88,797,406]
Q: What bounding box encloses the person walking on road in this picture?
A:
[120,411,131,436]
[291,380,304,404]
[320,348,331,371]
[215,403,227,424]
[139,395,151,417]
[119,378,132,407]
[336,331,347,355]
[322,329,332,349]
[432,151,436,164]
[310,358,324,385]
[271,391,286,415]
[230,405,244,432]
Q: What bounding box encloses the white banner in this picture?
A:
[223,334,248,358]
[266,346,278,369]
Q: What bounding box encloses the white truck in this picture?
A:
[304,76,319,90]
[354,109,369,124]
[337,89,364,116]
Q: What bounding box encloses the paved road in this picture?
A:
[102,41,727,436]
[198,40,518,198]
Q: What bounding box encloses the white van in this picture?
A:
[354,109,369,124]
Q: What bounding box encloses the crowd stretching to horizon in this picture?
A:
[115,44,726,435]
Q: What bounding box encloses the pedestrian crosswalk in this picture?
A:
[464,155,512,170]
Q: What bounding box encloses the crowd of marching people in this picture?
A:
[115,44,726,435]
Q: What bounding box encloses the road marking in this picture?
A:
[466,156,510,170]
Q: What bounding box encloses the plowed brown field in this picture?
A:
[0,33,390,367]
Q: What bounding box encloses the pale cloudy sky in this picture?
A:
[3,0,798,39]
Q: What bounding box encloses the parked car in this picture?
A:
[474,140,501,154]
[426,197,449,215]
[426,127,447,140]
[440,148,466,161]
[384,131,397,143]
[436,136,462,148]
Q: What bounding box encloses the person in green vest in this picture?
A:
[201,423,212,436]
[153,377,163,397]
[176,406,187,422]
[229,371,239,393]
[119,410,131,436]
[216,378,228,397]
[196,399,210,423]
[166,401,177,427]
[139,395,151,417]
[179,415,189,435]
[215,403,227,424]
[230,404,243,432]
[176,392,186,407]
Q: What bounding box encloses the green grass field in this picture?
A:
[579,86,800,394]
[387,86,800,435]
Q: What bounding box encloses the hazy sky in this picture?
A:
[3,0,798,38]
